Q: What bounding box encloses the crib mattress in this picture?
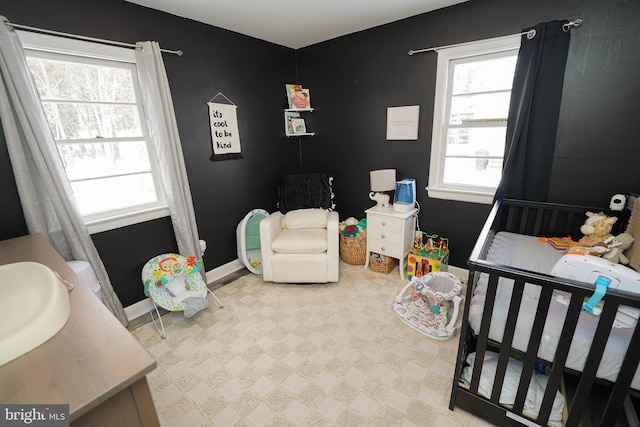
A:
[468,231,639,390]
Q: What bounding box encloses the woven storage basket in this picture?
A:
[370,252,398,274]
[340,232,367,265]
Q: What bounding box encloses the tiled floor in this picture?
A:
[131,262,494,426]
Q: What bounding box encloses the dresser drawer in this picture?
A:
[367,215,403,232]
[367,238,402,258]
[367,228,401,244]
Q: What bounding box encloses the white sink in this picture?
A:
[0,262,71,367]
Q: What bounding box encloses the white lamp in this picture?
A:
[369,169,396,208]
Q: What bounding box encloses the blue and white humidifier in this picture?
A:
[393,178,416,213]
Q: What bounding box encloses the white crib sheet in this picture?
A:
[468,231,639,390]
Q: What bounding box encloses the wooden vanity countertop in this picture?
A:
[0,234,156,421]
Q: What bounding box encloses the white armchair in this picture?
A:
[260,209,339,283]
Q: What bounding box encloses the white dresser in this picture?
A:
[364,205,418,280]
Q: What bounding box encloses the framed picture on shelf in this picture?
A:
[292,88,311,109]
[291,118,307,134]
[284,110,307,135]
[285,84,311,110]
[285,114,295,135]
[285,83,298,109]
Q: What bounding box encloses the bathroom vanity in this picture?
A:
[0,234,160,427]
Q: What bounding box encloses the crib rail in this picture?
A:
[469,199,625,265]
[452,199,640,426]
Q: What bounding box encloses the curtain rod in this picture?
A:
[408,18,583,56]
[4,20,183,56]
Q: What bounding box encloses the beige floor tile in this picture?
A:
[131,262,496,426]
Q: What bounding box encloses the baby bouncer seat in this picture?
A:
[142,253,223,339]
[392,272,463,340]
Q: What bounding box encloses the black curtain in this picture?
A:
[494,20,571,202]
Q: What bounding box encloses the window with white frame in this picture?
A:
[427,36,520,204]
[19,31,168,233]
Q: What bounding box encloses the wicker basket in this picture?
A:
[340,232,367,265]
[370,252,398,274]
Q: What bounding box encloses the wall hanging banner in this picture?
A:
[208,102,243,161]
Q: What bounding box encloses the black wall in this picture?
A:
[1,0,639,306]
[296,0,640,269]
[0,122,27,240]
[0,0,299,306]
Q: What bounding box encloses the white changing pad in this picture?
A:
[468,231,639,390]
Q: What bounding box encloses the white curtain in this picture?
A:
[0,19,128,326]
[135,42,203,273]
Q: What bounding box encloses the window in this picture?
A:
[427,36,520,204]
[19,31,168,233]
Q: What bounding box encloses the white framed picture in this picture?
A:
[386,105,420,140]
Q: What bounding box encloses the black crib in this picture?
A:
[449,198,640,426]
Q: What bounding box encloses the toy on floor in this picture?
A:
[142,253,223,339]
[393,272,463,340]
[412,233,448,256]
[407,233,449,279]
[143,254,209,318]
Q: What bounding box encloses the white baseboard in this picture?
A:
[124,259,468,321]
[125,297,155,322]
[124,258,245,322]
[205,259,244,284]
